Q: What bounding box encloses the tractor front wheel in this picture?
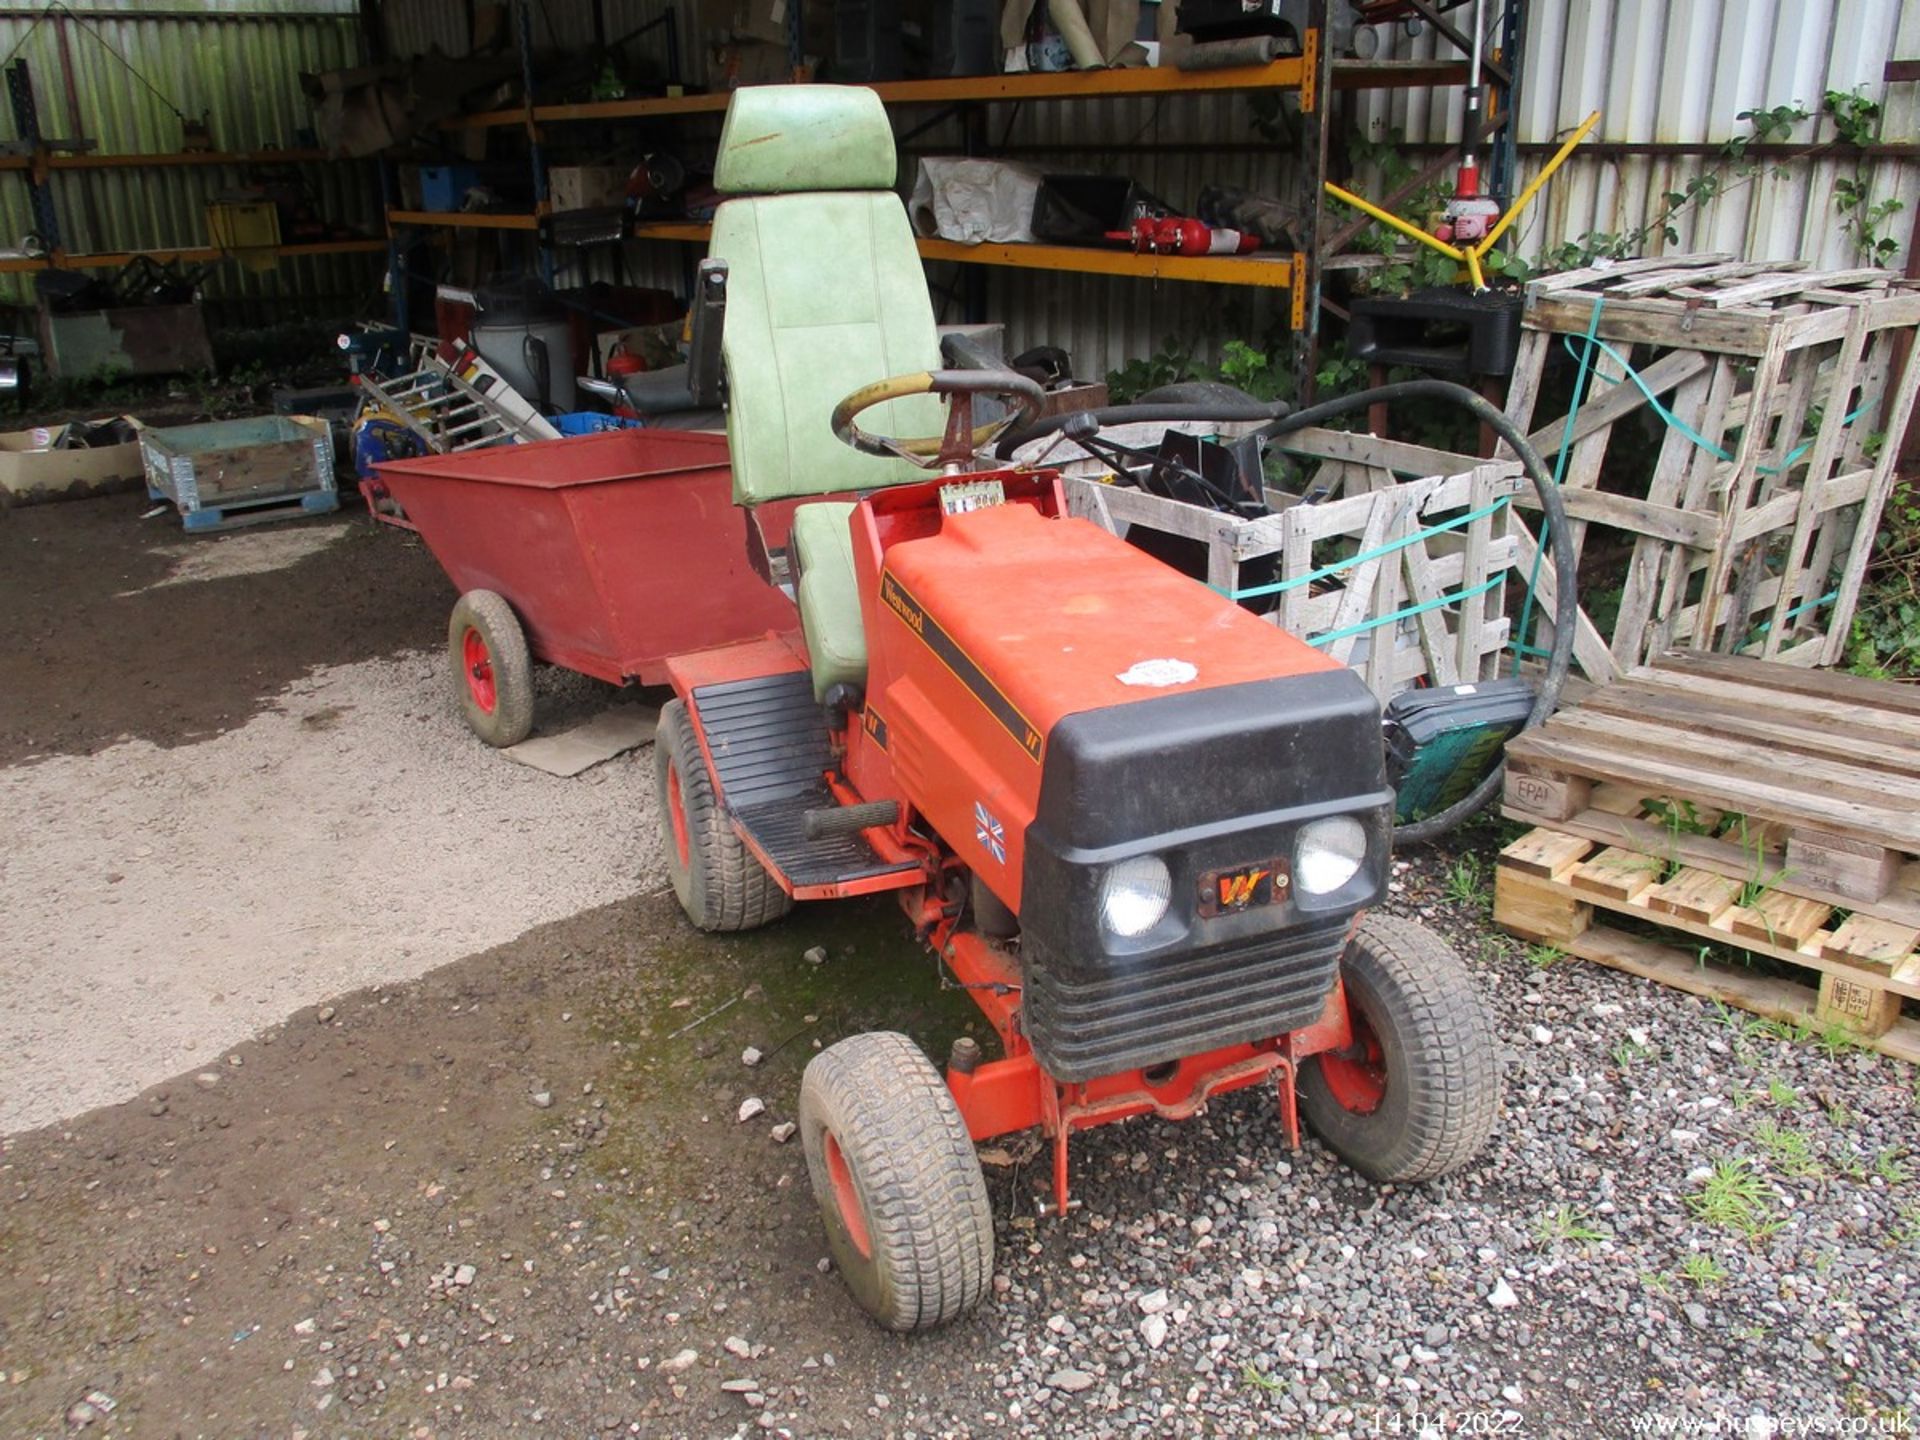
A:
[447,590,534,748]
[652,698,792,932]
[1298,915,1498,1183]
[799,1031,994,1331]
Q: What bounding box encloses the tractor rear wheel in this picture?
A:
[448,590,534,748]
[799,1031,994,1331]
[653,698,792,932]
[1298,915,1498,1183]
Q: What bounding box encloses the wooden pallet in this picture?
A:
[1501,258,1920,679]
[1494,828,1920,1063]
[1493,647,1920,1060]
[168,484,340,533]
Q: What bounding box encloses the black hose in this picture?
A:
[994,398,1285,458]
[998,378,1575,843]
[1254,380,1575,844]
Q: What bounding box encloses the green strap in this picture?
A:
[1510,291,1602,673]
[1220,494,1512,603]
[1556,329,1875,475]
[1309,573,1508,648]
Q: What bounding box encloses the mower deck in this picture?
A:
[689,671,920,893]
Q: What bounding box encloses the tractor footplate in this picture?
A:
[691,673,919,888]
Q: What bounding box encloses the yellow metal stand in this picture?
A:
[1324,110,1602,290]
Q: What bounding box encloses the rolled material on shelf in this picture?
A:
[1047,0,1106,69]
[1180,35,1284,70]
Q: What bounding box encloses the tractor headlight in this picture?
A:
[1295,816,1368,896]
[1097,855,1171,938]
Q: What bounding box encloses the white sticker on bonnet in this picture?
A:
[1116,658,1198,688]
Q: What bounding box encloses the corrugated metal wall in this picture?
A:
[0,2,380,322]
[378,1,1919,381]
[1357,0,1919,274]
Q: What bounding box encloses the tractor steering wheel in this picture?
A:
[830,368,1046,470]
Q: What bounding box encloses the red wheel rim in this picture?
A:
[666,762,691,869]
[462,627,496,714]
[1318,1006,1387,1114]
[823,1131,872,1259]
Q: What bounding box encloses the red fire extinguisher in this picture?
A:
[1106,215,1258,256]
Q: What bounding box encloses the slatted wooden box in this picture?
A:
[1060,428,1525,702]
[1502,257,1920,680]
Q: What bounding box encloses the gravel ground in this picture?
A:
[2,497,1916,1437]
[3,847,1915,1438]
[1,631,657,1131]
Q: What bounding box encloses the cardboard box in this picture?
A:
[0,420,145,505]
[549,164,629,213]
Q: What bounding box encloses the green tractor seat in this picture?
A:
[710,85,946,701]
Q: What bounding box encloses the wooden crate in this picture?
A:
[1065,443,1524,701]
[1492,647,1920,1060]
[1502,257,1920,680]
[141,414,336,530]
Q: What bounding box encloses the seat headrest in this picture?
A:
[713,84,896,195]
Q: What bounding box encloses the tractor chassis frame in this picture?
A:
[908,888,1358,1215]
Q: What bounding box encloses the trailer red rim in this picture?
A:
[1316,1009,1387,1115]
[823,1130,872,1259]
[462,627,497,714]
[666,762,691,868]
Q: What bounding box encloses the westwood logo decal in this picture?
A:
[1217,868,1269,908]
[1197,859,1291,918]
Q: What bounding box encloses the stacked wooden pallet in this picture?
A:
[1492,649,1920,1062]
[1503,256,1920,680]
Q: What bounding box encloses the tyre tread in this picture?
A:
[800,1032,993,1331]
[1302,914,1499,1183]
[447,589,534,748]
[654,699,792,932]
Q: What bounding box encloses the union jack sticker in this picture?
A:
[973,801,1006,865]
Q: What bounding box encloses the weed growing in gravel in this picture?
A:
[1731,1321,1769,1341]
[1827,1100,1853,1128]
[1611,1036,1655,1068]
[1524,943,1565,969]
[1688,1158,1782,1243]
[1240,1363,1285,1393]
[1892,1205,1920,1249]
[1444,855,1488,909]
[1532,1205,1611,1246]
[1678,1252,1729,1287]
[1640,1271,1674,1296]
[1875,1147,1910,1185]
[1753,1120,1824,1179]
[1765,1077,1801,1109]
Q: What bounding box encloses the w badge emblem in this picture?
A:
[973,801,1007,865]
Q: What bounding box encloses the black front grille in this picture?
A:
[1019,916,1347,1082]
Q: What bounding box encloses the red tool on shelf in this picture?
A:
[1105,214,1258,256]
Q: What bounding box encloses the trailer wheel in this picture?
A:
[799,1031,994,1331]
[653,699,792,932]
[448,590,534,747]
[1298,915,1498,1183]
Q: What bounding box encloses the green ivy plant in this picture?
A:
[1538,103,1811,271]
[1826,89,1904,266]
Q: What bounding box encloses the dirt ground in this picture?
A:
[0,489,446,765]
[4,492,1917,1440]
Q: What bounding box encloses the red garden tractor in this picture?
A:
[652,85,1499,1332]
